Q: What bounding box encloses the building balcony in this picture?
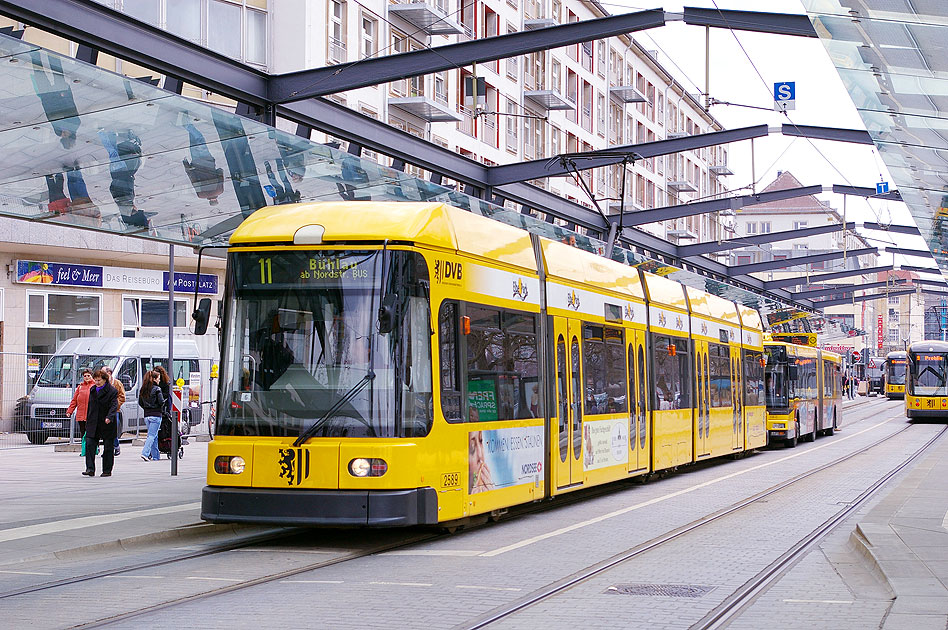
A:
[667,228,699,241]
[524,90,573,111]
[609,85,646,103]
[667,180,698,193]
[710,164,733,176]
[389,96,462,122]
[523,17,557,29]
[388,2,464,35]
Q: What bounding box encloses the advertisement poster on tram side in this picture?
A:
[467,379,499,423]
[468,426,544,494]
[582,418,629,471]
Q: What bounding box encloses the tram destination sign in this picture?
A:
[237,252,376,288]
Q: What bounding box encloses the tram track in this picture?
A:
[456,402,937,630]
[4,397,901,629]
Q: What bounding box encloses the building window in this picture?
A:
[122,297,188,332]
[27,292,102,358]
[361,14,377,59]
[760,221,771,233]
[746,222,757,234]
[329,0,347,64]
[596,92,605,137]
[505,98,518,153]
[209,0,242,59]
[551,59,561,94]
[793,220,808,230]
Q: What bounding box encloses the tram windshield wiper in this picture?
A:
[293,371,376,446]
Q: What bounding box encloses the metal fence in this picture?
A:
[0,352,217,449]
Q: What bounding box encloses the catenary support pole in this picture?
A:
[169,244,177,476]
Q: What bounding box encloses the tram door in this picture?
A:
[629,330,649,471]
[731,349,743,450]
[553,318,584,488]
[695,341,710,458]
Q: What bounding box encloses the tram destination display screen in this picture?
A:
[233,251,377,290]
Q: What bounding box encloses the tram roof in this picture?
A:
[685,286,740,325]
[641,272,689,311]
[738,305,763,331]
[908,341,948,354]
[539,238,645,299]
[231,201,540,272]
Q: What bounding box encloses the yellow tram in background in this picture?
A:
[906,341,948,417]
[200,202,775,527]
[884,351,907,399]
[763,338,842,447]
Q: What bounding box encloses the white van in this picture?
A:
[21,337,205,444]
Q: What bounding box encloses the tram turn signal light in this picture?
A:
[349,458,388,477]
[461,316,471,336]
[215,456,245,475]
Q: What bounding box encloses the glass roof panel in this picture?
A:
[0,32,814,322]
[804,0,948,280]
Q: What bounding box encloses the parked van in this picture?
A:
[19,337,205,444]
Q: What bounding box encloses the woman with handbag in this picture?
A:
[138,370,165,462]
[83,369,118,477]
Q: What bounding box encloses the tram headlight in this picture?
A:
[229,456,246,474]
[348,458,388,477]
[214,455,245,475]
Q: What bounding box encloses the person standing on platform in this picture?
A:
[138,370,165,462]
[66,368,94,458]
[83,369,118,477]
[103,366,125,457]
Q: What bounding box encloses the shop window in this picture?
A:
[123,297,187,332]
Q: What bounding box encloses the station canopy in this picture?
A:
[0,32,808,325]
[804,1,948,275]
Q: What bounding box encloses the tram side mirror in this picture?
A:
[378,293,398,334]
[192,298,212,335]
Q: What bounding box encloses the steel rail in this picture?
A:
[457,404,926,629]
[692,424,948,630]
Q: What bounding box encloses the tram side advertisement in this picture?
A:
[468,426,544,494]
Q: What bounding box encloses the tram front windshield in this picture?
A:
[216,250,433,438]
[887,359,906,385]
[910,353,948,396]
[764,346,789,409]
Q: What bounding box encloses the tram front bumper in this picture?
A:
[201,486,439,527]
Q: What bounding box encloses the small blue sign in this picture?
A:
[774,82,795,102]
[163,272,219,295]
[876,182,890,194]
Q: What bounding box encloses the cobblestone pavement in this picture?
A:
[8,397,933,630]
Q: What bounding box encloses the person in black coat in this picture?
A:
[83,369,119,477]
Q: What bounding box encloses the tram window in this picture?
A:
[823,360,834,395]
[793,357,817,400]
[709,343,731,408]
[465,304,539,421]
[582,325,627,415]
[557,336,568,462]
[652,334,691,410]
[438,301,463,423]
[742,350,765,407]
[637,345,647,449]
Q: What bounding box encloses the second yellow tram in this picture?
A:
[884,351,907,399]
[764,339,842,447]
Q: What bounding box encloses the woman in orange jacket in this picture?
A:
[66,368,95,456]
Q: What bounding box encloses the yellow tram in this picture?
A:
[201,202,774,527]
[763,338,842,447]
[884,351,907,399]
[906,341,948,417]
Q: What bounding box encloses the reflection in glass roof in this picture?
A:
[803,1,948,275]
[0,33,809,324]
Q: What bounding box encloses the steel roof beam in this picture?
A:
[901,265,944,274]
[680,7,817,37]
[832,185,903,202]
[762,265,895,290]
[862,222,921,235]
[815,288,917,307]
[487,125,769,186]
[789,279,905,300]
[728,247,877,275]
[885,246,935,258]
[623,185,824,226]
[678,222,853,257]
[269,9,666,102]
[782,124,872,144]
